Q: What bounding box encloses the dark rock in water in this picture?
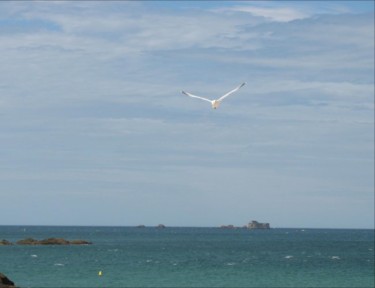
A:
[157,224,166,229]
[220,225,235,229]
[0,272,17,288]
[16,238,92,245]
[39,238,70,245]
[0,240,13,246]
[16,238,39,245]
[247,220,270,229]
[69,239,92,245]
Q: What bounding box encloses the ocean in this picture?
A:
[0,226,374,287]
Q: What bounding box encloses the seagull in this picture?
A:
[182,82,246,109]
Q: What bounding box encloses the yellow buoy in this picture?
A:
[98,270,103,276]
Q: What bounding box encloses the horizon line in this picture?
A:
[0,224,373,230]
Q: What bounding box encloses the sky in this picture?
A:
[0,1,374,229]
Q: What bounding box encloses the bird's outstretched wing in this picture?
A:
[217,82,246,101]
[182,91,212,103]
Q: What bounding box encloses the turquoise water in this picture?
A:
[0,226,374,287]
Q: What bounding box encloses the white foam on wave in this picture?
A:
[331,256,340,260]
[31,254,38,258]
[242,258,249,263]
[226,262,236,266]
[284,255,293,259]
[54,263,64,266]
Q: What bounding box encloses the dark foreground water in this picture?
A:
[0,226,374,287]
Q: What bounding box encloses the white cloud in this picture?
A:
[227,5,309,22]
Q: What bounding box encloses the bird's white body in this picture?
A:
[182,82,246,109]
[211,99,221,109]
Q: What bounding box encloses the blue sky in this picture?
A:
[0,1,373,228]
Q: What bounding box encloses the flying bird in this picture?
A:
[182,82,246,109]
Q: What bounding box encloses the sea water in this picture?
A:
[0,226,374,287]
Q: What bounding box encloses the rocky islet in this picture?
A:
[0,238,92,246]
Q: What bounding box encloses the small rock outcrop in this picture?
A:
[0,273,17,288]
[157,224,166,229]
[16,238,92,245]
[16,238,39,245]
[247,220,270,229]
[0,240,13,246]
[220,225,235,229]
[39,238,70,245]
[69,240,92,245]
